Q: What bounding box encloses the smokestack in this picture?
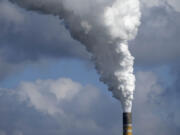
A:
[123,112,132,135]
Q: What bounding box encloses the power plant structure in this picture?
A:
[123,113,132,135]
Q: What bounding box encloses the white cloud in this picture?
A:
[17,78,99,116]
[0,72,179,135]
[18,80,63,115]
[15,77,106,135]
[16,73,180,135]
[48,78,82,101]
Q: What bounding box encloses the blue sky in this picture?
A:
[0,0,180,135]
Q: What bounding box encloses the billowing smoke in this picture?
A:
[9,0,141,112]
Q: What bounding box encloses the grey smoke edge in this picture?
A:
[1,0,88,62]
[0,0,90,80]
[9,0,67,17]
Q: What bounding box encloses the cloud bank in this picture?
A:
[0,73,180,135]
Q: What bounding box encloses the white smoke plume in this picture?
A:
[9,0,141,112]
